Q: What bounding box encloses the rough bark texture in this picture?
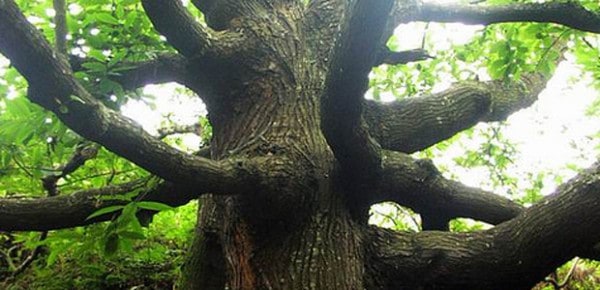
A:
[1,0,600,289]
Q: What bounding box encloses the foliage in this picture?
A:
[1,202,197,290]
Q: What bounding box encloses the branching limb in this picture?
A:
[375,150,523,229]
[0,180,196,231]
[414,1,600,34]
[365,73,547,153]
[366,161,600,289]
[0,0,255,193]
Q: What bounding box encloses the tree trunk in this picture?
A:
[176,5,366,287]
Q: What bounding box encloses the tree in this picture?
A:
[1,0,600,288]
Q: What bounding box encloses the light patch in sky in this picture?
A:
[432,58,600,198]
[121,84,207,152]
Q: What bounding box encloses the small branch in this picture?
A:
[157,123,202,139]
[57,169,137,188]
[414,1,600,34]
[42,143,99,196]
[545,257,580,289]
[374,48,433,66]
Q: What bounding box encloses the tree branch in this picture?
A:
[322,1,395,195]
[365,73,548,153]
[415,1,600,34]
[157,123,202,139]
[366,161,600,289]
[383,0,600,54]
[141,0,214,57]
[0,0,251,193]
[374,150,523,230]
[0,180,198,231]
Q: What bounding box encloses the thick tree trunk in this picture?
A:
[181,64,365,290]
[178,4,366,288]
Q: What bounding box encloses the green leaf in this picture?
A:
[81,62,106,73]
[87,50,107,62]
[136,201,174,212]
[86,205,124,220]
[95,13,119,25]
[121,0,138,6]
[103,233,119,256]
[117,203,138,226]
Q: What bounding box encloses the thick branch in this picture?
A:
[366,161,600,289]
[375,150,523,229]
[0,0,249,193]
[0,180,197,231]
[415,2,600,34]
[365,73,547,153]
[141,0,214,57]
[322,1,395,191]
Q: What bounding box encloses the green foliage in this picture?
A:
[3,202,197,290]
[0,0,208,287]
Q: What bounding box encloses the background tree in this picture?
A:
[0,0,600,289]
